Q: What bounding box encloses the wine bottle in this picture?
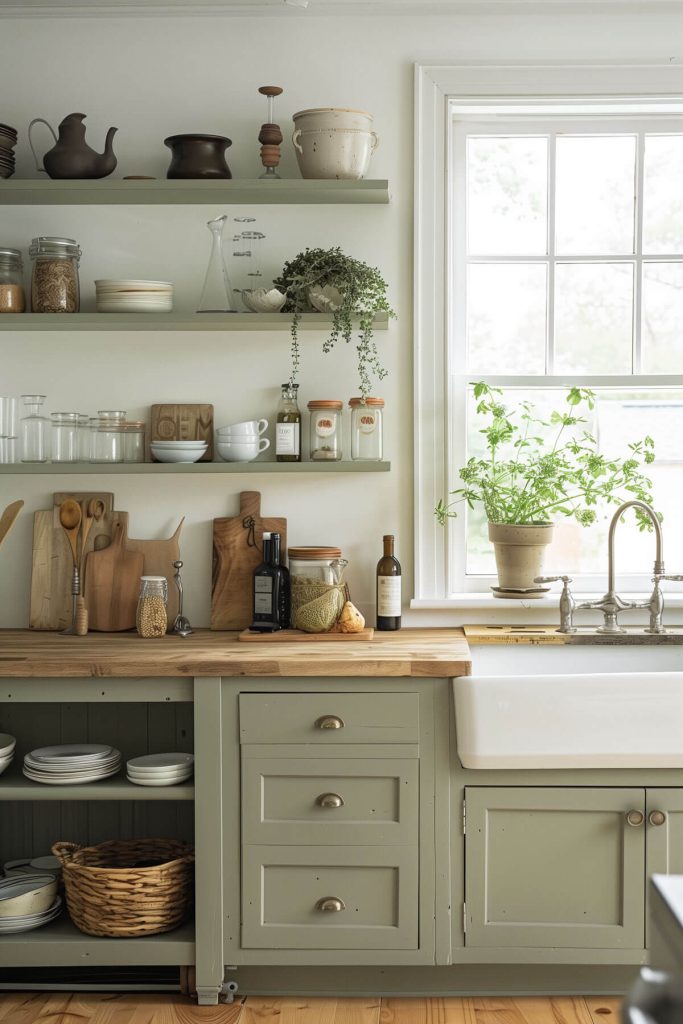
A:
[376,534,401,631]
[250,531,290,632]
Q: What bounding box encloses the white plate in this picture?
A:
[126,761,193,774]
[126,767,193,781]
[126,775,192,787]
[0,734,16,757]
[150,440,207,448]
[95,279,173,289]
[24,758,121,772]
[127,752,194,770]
[22,767,121,785]
[28,744,114,761]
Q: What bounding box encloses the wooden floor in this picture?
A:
[0,994,624,1024]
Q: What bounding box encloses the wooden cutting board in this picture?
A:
[125,517,184,626]
[211,491,287,631]
[84,521,144,632]
[30,492,116,631]
[150,403,214,461]
[463,625,565,645]
[239,628,375,642]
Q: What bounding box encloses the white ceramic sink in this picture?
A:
[455,648,683,768]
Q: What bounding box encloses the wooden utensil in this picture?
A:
[79,497,105,571]
[58,499,82,635]
[84,521,144,632]
[0,500,23,550]
[150,403,214,461]
[211,491,287,630]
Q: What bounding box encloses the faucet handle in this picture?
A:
[660,574,683,582]
[534,575,573,584]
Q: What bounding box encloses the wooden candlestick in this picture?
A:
[258,86,284,177]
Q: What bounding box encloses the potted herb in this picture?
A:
[272,247,396,399]
[435,383,657,591]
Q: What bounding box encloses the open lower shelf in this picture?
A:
[0,461,390,475]
[0,312,390,332]
[0,768,194,801]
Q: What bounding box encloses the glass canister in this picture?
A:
[288,547,349,632]
[77,414,90,462]
[29,236,81,313]
[0,248,25,313]
[349,397,384,461]
[121,421,146,463]
[51,412,79,463]
[20,394,49,463]
[136,576,168,638]
[90,410,126,463]
[308,400,343,461]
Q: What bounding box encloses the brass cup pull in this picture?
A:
[315,896,346,913]
[317,792,344,809]
[626,809,645,827]
[316,715,345,730]
[649,809,667,827]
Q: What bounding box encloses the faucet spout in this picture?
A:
[607,500,664,595]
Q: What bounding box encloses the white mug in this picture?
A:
[217,437,270,463]
[217,418,268,437]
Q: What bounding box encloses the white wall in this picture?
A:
[1,6,682,627]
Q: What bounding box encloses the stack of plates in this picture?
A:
[95,279,173,313]
[150,440,208,464]
[126,752,194,787]
[23,743,122,785]
[0,733,15,777]
[0,124,17,179]
[0,892,62,934]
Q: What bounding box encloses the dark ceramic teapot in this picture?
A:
[28,113,118,179]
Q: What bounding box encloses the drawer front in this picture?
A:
[242,756,419,845]
[241,845,418,949]
[239,692,419,745]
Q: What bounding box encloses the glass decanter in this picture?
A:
[20,394,49,463]
[197,215,238,313]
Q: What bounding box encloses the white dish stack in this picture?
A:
[0,875,62,934]
[95,279,173,313]
[0,733,15,776]
[126,752,194,787]
[23,744,122,785]
[150,440,208,464]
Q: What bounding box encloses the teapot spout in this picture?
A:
[92,126,118,178]
[104,126,118,156]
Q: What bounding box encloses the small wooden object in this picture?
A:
[0,499,23,550]
[150,403,213,461]
[258,86,284,174]
[239,627,375,642]
[75,597,88,636]
[84,521,144,632]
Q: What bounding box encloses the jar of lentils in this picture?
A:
[29,236,81,313]
[136,576,168,638]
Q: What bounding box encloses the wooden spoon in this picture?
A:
[58,498,82,567]
[79,497,105,565]
[0,500,23,550]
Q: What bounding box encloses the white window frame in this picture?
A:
[413,62,683,609]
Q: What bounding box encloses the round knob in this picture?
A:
[315,897,345,913]
[315,715,345,730]
[626,809,645,827]
[649,809,667,827]
[317,793,344,809]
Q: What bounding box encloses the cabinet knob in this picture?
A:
[649,809,667,827]
[315,715,345,730]
[317,792,344,809]
[626,809,645,827]
[315,896,346,913]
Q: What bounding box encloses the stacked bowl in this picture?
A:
[0,124,17,179]
[216,418,270,463]
[95,280,173,313]
[126,752,194,787]
[0,734,15,777]
[0,874,61,934]
[150,440,207,464]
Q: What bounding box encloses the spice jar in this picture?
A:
[50,412,80,463]
[349,397,384,461]
[0,248,25,314]
[308,400,343,461]
[121,421,146,463]
[29,236,81,313]
[136,576,168,638]
[90,410,126,463]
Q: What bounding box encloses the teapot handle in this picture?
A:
[28,118,58,174]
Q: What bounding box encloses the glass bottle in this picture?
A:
[250,531,290,632]
[136,576,168,638]
[197,214,238,312]
[376,534,401,631]
[276,383,301,462]
[20,394,49,463]
[0,248,25,313]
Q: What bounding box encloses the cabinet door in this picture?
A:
[645,788,683,947]
[465,787,645,949]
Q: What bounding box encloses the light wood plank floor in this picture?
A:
[0,994,624,1024]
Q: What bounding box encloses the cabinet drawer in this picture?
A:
[242,756,419,845]
[241,845,418,949]
[239,692,419,745]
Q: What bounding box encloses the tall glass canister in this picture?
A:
[20,395,49,463]
[349,397,384,461]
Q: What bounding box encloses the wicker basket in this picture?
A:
[52,839,194,937]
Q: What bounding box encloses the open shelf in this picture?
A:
[0,178,390,206]
[0,311,390,332]
[0,461,390,475]
[0,768,194,801]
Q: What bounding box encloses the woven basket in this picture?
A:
[52,839,194,937]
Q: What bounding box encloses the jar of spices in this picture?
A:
[349,397,384,461]
[90,409,126,463]
[0,248,25,314]
[29,236,81,313]
[50,412,80,463]
[136,576,168,638]
[308,400,343,461]
[121,421,146,463]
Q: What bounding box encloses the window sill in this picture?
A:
[410,593,683,612]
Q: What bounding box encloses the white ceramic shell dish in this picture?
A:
[240,288,287,313]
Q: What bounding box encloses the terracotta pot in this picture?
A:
[488,522,555,591]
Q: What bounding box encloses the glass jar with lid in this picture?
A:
[51,412,79,463]
[121,421,146,463]
[288,547,347,584]
[288,547,349,631]
[29,236,81,313]
[0,248,25,314]
[349,397,384,461]
[136,576,168,638]
[20,395,49,463]
[90,409,126,463]
[308,400,343,461]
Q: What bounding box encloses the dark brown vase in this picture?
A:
[164,134,232,179]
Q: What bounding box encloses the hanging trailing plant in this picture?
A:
[272,247,396,399]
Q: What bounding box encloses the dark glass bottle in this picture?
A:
[376,534,401,631]
[276,383,301,463]
[250,531,290,632]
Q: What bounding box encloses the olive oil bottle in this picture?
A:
[376,534,401,631]
[276,383,301,462]
[250,532,290,632]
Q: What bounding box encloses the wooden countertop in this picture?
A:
[0,628,471,678]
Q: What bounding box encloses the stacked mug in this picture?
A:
[216,419,269,463]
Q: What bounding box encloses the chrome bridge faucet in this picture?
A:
[537,500,683,635]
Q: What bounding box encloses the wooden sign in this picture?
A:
[150,403,214,461]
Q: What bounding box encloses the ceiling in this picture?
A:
[2,0,682,14]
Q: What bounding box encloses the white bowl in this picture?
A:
[150,440,207,448]
[151,447,206,464]
[127,752,194,770]
[240,288,286,313]
[0,734,16,758]
[0,876,57,918]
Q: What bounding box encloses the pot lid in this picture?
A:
[307,400,343,409]
[349,397,384,407]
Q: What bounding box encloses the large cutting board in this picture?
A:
[126,517,184,626]
[84,521,144,632]
[211,491,287,631]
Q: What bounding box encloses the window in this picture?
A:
[414,65,683,604]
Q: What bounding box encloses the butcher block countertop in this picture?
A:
[0,628,472,678]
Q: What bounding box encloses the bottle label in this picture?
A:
[254,576,273,614]
[358,412,377,435]
[315,415,335,439]
[377,576,401,616]
[276,423,300,455]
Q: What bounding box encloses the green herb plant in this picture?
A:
[273,247,396,400]
[435,383,657,529]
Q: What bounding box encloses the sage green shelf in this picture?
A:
[0,769,194,801]
[0,178,390,206]
[0,918,195,967]
[0,461,390,475]
[0,312,390,332]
